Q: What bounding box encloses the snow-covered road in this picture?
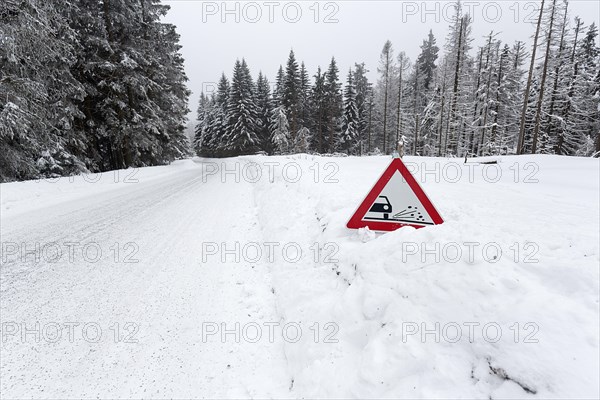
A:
[1,160,291,398]
[1,155,599,398]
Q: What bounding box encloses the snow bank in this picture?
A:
[248,154,599,399]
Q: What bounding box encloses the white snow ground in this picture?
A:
[1,154,598,399]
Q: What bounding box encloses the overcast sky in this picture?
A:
[162,0,599,118]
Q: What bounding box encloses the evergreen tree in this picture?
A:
[324,57,343,153]
[531,0,560,154]
[472,32,501,155]
[310,67,327,153]
[225,59,259,155]
[255,72,274,154]
[340,69,360,154]
[1,0,85,180]
[194,92,209,154]
[393,53,410,152]
[298,62,311,132]
[577,22,600,153]
[283,50,301,143]
[270,105,289,154]
[150,17,191,163]
[375,40,395,153]
[518,0,546,154]
[273,65,285,107]
[353,63,372,155]
[412,31,439,154]
[297,127,311,153]
[417,30,440,90]
[542,1,572,155]
[203,74,230,156]
[443,2,474,155]
[70,0,190,170]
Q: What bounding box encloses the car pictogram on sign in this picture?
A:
[369,196,393,220]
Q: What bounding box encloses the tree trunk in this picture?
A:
[413,68,420,154]
[549,3,568,154]
[396,57,404,151]
[517,0,545,154]
[382,66,389,154]
[470,48,484,155]
[532,0,557,154]
[367,95,373,153]
[414,114,420,155]
[490,48,506,153]
[479,34,495,155]
[448,16,465,155]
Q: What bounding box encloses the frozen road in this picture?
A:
[1,160,291,398]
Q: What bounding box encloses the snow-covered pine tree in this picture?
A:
[430,57,452,156]
[1,0,85,181]
[1,0,190,181]
[411,31,439,155]
[555,16,584,155]
[70,0,191,170]
[407,39,447,158]
[502,41,528,153]
[573,22,600,155]
[273,65,285,108]
[518,0,546,154]
[472,32,501,156]
[75,0,147,169]
[197,97,220,157]
[255,72,274,154]
[288,60,313,154]
[298,62,311,135]
[340,69,360,155]
[310,67,327,153]
[394,52,410,153]
[531,0,560,154]
[375,40,395,154]
[539,1,572,154]
[270,105,289,154]
[419,30,440,91]
[324,57,343,153]
[147,14,191,164]
[353,63,372,155]
[443,2,474,156]
[294,127,311,153]
[225,59,260,155]
[194,92,209,154]
[205,74,231,157]
[283,50,301,145]
[487,44,515,154]
[521,74,542,153]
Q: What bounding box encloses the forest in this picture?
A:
[0,0,190,182]
[1,0,598,183]
[195,0,600,159]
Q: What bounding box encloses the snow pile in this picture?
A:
[249,154,599,398]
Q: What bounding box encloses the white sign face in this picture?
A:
[363,171,435,226]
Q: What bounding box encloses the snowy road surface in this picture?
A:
[1,155,599,398]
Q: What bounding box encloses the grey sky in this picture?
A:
[162,0,599,118]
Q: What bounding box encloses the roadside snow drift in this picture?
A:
[1,155,598,399]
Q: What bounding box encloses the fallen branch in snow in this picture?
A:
[488,360,537,395]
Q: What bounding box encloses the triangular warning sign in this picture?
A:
[347,158,444,232]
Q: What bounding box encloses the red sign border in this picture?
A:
[347,158,444,231]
